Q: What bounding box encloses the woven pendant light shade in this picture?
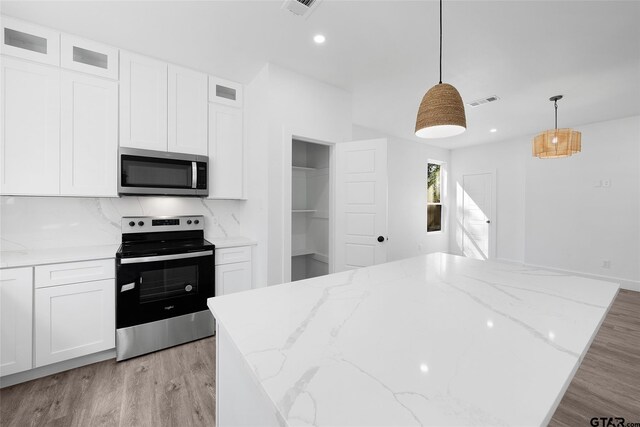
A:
[415,83,467,139]
[533,128,581,158]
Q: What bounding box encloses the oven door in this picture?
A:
[118,147,208,196]
[116,250,214,329]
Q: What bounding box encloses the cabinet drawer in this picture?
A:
[61,34,118,79]
[208,75,243,108]
[1,16,60,66]
[215,246,251,265]
[35,259,115,288]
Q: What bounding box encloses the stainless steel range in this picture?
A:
[115,215,215,361]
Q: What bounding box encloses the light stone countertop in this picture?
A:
[208,252,619,426]
[0,236,256,269]
[0,244,121,269]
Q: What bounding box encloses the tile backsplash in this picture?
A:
[0,196,247,251]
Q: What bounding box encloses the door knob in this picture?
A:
[486,220,491,224]
[377,236,386,243]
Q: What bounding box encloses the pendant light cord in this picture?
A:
[554,99,558,129]
[439,0,443,84]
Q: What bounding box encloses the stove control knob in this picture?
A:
[129,221,135,227]
[138,221,144,227]
[194,219,200,225]
[187,220,192,225]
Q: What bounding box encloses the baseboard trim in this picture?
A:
[0,348,116,388]
[495,258,640,292]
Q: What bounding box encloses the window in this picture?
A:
[427,163,442,232]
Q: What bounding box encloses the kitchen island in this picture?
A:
[207,253,619,426]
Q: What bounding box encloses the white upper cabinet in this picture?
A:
[60,71,118,197]
[0,267,33,377]
[209,76,243,108]
[208,103,244,199]
[168,64,208,155]
[1,57,60,195]
[60,35,118,79]
[120,51,168,151]
[1,16,60,66]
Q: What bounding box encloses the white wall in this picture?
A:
[353,125,451,261]
[450,115,640,290]
[524,115,640,289]
[260,64,353,285]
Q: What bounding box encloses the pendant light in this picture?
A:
[532,95,581,159]
[415,0,466,139]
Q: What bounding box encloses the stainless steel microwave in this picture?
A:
[118,148,208,196]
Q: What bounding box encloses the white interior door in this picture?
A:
[335,138,388,272]
[462,172,494,260]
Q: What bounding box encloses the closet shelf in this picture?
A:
[292,248,315,257]
[292,249,329,263]
[292,209,317,213]
[292,166,317,171]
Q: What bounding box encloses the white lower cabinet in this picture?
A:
[0,267,33,376]
[35,279,115,367]
[34,259,115,368]
[216,262,252,296]
[215,246,252,296]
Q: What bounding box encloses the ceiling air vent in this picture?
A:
[467,95,500,108]
[282,0,322,18]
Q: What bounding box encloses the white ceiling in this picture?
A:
[2,0,639,149]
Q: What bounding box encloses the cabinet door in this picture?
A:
[0,267,33,376]
[119,52,167,151]
[0,57,60,195]
[35,279,115,367]
[168,64,207,155]
[208,103,244,199]
[60,71,118,196]
[1,16,60,66]
[215,262,251,296]
[60,34,118,79]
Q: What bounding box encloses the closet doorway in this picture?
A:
[290,138,332,282]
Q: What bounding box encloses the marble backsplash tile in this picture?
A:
[0,196,248,251]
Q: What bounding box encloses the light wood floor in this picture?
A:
[1,290,639,426]
[0,337,216,427]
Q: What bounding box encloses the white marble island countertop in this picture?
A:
[208,253,619,426]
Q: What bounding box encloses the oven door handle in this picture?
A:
[119,250,213,264]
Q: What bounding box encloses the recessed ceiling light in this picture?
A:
[490,128,497,133]
[313,34,326,44]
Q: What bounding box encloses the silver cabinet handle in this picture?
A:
[120,250,213,264]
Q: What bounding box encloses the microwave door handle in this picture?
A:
[192,162,197,189]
